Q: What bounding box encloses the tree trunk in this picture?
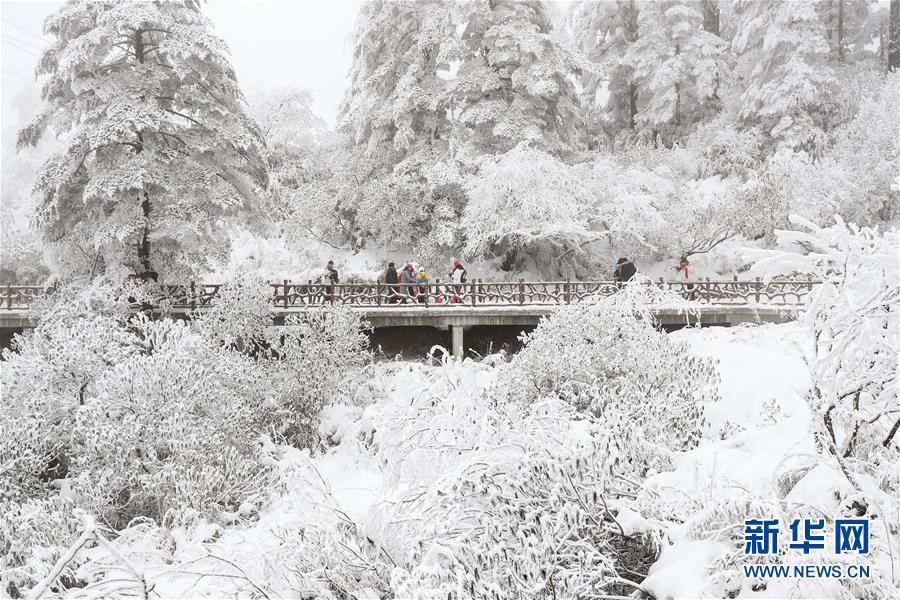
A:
[628,82,638,130]
[890,0,900,71]
[702,0,720,36]
[837,0,844,61]
[625,0,639,130]
[134,28,152,270]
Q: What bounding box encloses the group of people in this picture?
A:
[321,255,690,301]
[382,259,467,303]
[319,258,467,303]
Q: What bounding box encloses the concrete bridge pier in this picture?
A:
[451,325,464,359]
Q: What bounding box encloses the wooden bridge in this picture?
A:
[2,278,814,356]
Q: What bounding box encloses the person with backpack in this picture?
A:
[449,258,467,303]
[415,266,429,303]
[613,257,636,284]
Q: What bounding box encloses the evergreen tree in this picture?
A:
[444,0,585,155]
[337,0,454,159]
[627,0,728,133]
[569,0,642,139]
[18,0,267,279]
[733,0,837,152]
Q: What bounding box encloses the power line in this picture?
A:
[2,38,42,58]
[1,18,46,43]
[3,32,44,51]
[1,68,33,83]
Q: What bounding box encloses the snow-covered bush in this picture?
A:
[362,360,661,599]
[262,306,371,447]
[495,298,717,459]
[70,315,279,529]
[0,228,49,285]
[391,443,658,599]
[192,272,275,350]
[462,144,599,276]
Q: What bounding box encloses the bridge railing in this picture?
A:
[0,277,818,311]
[269,277,817,307]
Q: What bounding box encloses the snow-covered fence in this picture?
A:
[1,277,819,311]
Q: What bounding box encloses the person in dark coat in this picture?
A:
[385,262,398,303]
[613,258,637,283]
[399,263,417,301]
[324,260,339,301]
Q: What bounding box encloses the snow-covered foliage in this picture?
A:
[629,0,728,131]
[339,0,453,158]
[496,294,716,458]
[0,284,370,595]
[462,144,597,274]
[19,0,267,280]
[443,0,587,156]
[749,216,899,481]
[733,0,837,153]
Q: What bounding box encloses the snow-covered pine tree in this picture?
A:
[733,0,838,153]
[18,0,267,280]
[338,0,454,160]
[569,0,642,141]
[628,0,728,135]
[445,0,586,156]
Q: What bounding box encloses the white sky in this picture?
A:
[1,0,361,134]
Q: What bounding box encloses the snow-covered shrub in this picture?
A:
[363,359,662,599]
[70,314,278,529]
[262,306,371,447]
[192,271,275,350]
[391,444,658,599]
[0,496,81,597]
[0,228,49,285]
[688,118,765,180]
[495,299,717,458]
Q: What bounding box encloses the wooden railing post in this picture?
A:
[376,281,382,306]
[704,277,711,303]
[471,280,477,307]
[564,279,571,303]
[283,280,290,309]
[519,279,525,304]
[190,281,196,311]
[754,277,762,303]
[6,283,11,310]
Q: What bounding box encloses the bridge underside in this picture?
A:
[2,305,798,357]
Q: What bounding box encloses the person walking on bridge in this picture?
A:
[613,257,636,284]
[324,260,339,302]
[384,262,398,303]
[449,258,467,303]
[399,262,416,302]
